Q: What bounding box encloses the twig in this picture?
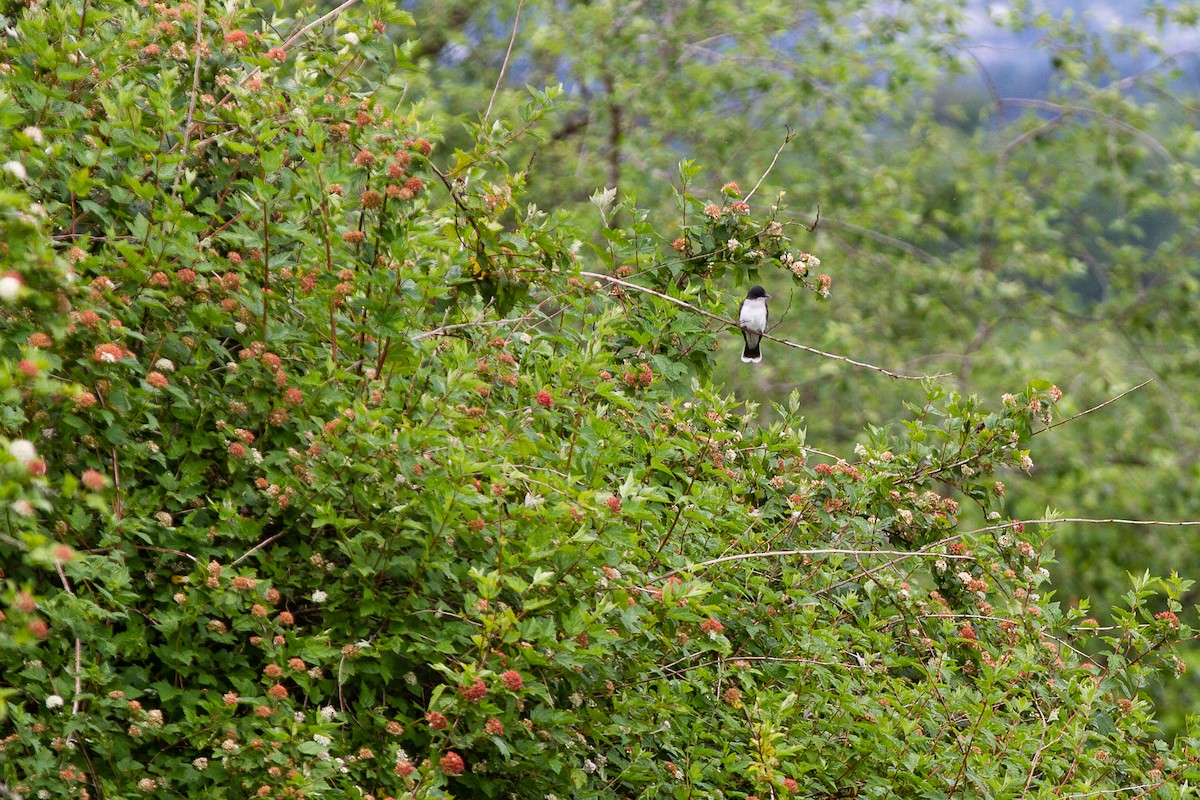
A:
[745,126,795,202]
[54,563,83,716]
[649,547,973,584]
[233,532,284,565]
[110,447,123,520]
[579,271,943,381]
[178,0,206,173]
[1039,378,1153,433]
[969,516,1200,533]
[484,0,524,124]
[132,544,198,562]
[411,315,532,341]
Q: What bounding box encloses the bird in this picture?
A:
[738,285,770,364]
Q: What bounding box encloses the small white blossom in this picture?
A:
[312,590,328,603]
[320,705,337,721]
[1019,454,1034,472]
[9,438,36,464]
[294,711,306,723]
[154,358,175,372]
[934,559,947,573]
[45,694,64,709]
[3,160,27,180]
[313,733,332,747]
[0,274,21,301]
[192,757,208,770]
[234,321,247,334]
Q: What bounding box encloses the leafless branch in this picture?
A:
[649,547,973,584]
[54,562,83,716]
[484,0,525,124]
[745,126,795,203]
[178,0,206,173]
[233,532,284,565]
[579,271,944,381]
[412,315,531,341]
[969,516,1200,534]
[1039,378,1153,433]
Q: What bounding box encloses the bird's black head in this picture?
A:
[746,285,770,299]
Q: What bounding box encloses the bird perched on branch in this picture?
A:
[738,285,770,363]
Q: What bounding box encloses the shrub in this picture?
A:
[1,1,1197,798]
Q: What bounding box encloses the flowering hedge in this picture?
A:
[1,1,1198,799]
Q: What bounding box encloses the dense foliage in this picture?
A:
[2,1,1200,799]
[402,0,1200,732]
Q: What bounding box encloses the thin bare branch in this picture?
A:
[178,0,206,179]
[1039,378,1153,433]
[233,532,284,566]
[744,126,795,203]
[649,547,973,584]
[580,271,944,381]
[54,562,83,716]
[412,315,531,341]
[969,516,1200,534]
[132,544,198,562]
[484,0,525,124]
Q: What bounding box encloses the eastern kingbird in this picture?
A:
[738,285,770,364]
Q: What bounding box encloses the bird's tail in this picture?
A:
[741,343,762,364]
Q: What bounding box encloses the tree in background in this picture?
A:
[2,1,1200,798]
